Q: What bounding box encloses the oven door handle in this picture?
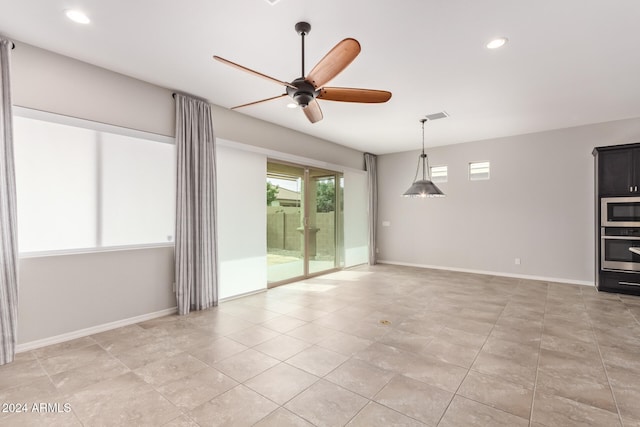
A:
[601,236,640,240]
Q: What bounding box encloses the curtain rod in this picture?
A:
[171,92,209,103]
[1,37,15,48]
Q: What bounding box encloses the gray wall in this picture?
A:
[11,42,175,137]
[11,41,364,345]
[377,117,640,284]
[18,248,175,343]
[211,105,364,170]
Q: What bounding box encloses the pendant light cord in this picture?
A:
[412,119,432,182]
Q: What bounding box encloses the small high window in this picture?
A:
[469,161,490,181]
[430,165,448,183]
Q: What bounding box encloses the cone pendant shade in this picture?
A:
[403,179,444,198]
[402,119,446,198]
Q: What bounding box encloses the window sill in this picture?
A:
[19,243,175,259]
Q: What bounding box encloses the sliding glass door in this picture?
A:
[267,161,344,285]
[308,171,339,275]
[266,163,305,283]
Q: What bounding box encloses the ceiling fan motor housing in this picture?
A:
[287,77,320,108]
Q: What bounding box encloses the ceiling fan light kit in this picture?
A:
[286,78,318,108]
[213,21,392,123]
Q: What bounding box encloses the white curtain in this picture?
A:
[364,153,377,265]
[0,38,18,365]
[174,93,218,314]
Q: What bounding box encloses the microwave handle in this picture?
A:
[630,247,640,256]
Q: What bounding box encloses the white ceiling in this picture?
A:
[1,0,640,154]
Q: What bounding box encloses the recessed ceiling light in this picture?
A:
[486,37,508,49]
[65,9,91,24]
[264,0,281,4]
[286,102,298,109]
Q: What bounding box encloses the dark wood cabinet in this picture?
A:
[594,143,640,296]
[598,270,640,295]
[598,147,640,196]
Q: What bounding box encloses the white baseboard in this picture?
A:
[15,264,593,353]
[377,260,595,287]
[16,307,178,353]
[220,288,267,302]
[16,290,267,354]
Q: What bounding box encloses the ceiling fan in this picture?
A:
[213,22,392,124]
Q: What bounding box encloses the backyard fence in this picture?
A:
[267,210,335,258]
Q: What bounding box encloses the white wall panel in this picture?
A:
[343,169,368,267]
[216,145,267,299]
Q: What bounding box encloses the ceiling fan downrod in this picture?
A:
[295,22,311,78]
[290,22,317,108]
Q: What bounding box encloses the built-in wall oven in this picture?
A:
[600,197,640,274]
[601,227,640,272]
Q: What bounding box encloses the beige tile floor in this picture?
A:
[2,264,640,426]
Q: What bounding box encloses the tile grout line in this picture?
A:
[32,354,86,426]
[581,290,625,427]
[6,265,638,426]
[329,349,403,426]
[528,282,549,427]
[437,285,545,423]
[433,277,512,426]
[198,301,369,426]
[240,326,346,426]
[622,297,640,327]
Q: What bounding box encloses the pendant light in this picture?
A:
[402,119,445,198]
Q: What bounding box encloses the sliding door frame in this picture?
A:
[267,159,343,288]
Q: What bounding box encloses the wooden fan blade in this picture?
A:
[214,56,297,90]
[318,87,392,103]
[231,94,287,110]
[303,99,323,123]
[306,38,361,89]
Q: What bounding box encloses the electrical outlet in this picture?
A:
[376,248,380,254]
[515,258,521,265]
[172,282,176,292]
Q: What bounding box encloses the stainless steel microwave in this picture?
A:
[601,197,640,227]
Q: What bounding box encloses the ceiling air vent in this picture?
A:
[424,111,449,121]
